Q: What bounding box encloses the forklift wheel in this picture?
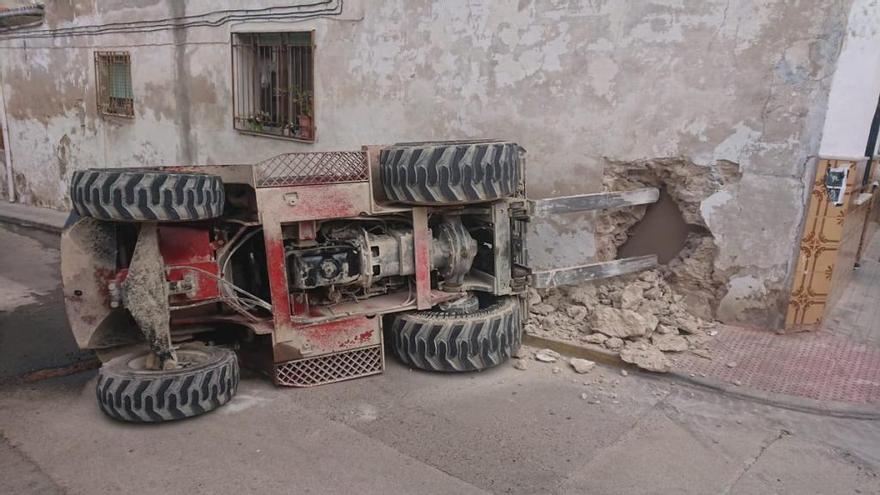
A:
[388,296,523,372]
[71,169,224,222]
[379,141,521,205]
[96,343,238,423]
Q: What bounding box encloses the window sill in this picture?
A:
[99,113,134,122]
[235,128,315,144]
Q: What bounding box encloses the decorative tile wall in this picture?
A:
[785,159,860,329]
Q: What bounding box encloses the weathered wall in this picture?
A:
[0,0,856,327]
[820,0,880,158]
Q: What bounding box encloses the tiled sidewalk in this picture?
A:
[674,226,880,405]
[673,325,880,404]
[825,228,880,347]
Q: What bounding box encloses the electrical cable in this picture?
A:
[165,265,272,321]
[218,226,265,311]
[0,1,343,40]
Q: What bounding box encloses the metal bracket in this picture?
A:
[167,274,197,298]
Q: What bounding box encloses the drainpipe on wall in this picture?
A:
[0,73,13,202]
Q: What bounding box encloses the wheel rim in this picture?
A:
[124,349,212,372]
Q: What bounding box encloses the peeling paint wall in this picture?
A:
[0,0,860,327]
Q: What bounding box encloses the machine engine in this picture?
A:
[284,215,478,300]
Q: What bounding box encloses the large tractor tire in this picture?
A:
[379,140,522,205]
[71,169,224,222]
[387,295,523,372]
[96,344,238,423]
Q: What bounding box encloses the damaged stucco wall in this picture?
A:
[0,0,856,327]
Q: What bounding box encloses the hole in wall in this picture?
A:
[618,188,692,264]
[595,158,742,320]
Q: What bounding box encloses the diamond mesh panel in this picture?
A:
[275,345,384,387]
[255,151,368,187]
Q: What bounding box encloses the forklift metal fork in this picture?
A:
[524,187,660,289]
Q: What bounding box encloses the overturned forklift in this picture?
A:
[61,140,658,422]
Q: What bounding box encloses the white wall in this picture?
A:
[820,0,880,158]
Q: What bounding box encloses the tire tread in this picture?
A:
[388,296,523,372]
[71,169,224,222]
[96,346,238,423]
[379,141,522,205]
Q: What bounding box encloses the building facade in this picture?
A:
[1,0,879,328]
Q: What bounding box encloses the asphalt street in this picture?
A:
[1,224,878,494]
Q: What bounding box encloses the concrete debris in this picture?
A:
[591,306,655,339]
[531,303,555,316]
[582,333,608,345]
[685,333,710,348]
[726,361,738,368]
[620,369,629,377]
[552,366,562,374]
[567,285,597,306]
[675,314,703,335]
[692,349,712,359]
[569,358,596,374]
[527,287,542,306]
[566,304,589,320]
[655,324,677,335]
[619,342,671,373]
[534,349,561,363]
[651,333,689,352]
[617,284,644,310]
[513,359,529,371]
[526,264,720,368]
[604,337,624,350]
[580,392,589,400]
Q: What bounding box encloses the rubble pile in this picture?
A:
[525,268,716,372]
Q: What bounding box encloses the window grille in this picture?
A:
[232,32,315,141]
[95,51,134,118]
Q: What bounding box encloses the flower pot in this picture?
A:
[298,115,313,140]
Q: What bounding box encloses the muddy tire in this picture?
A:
[379,140,522,205]
[96,344,238,422]
[387,296,523,372]
[71,169,224,222]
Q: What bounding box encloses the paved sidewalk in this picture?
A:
[673,325,880,405]
[0,201,67,233]
[826,229,880,347]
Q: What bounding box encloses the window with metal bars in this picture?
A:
[232,32,315,142]
[94,51,134,118]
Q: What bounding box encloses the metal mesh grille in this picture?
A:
[255,151,368,187]
[275,345,383,387]
[95,51,133,118]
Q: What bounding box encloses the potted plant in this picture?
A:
[292,88,314,140]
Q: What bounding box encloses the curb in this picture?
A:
[0,213,63,234]
[0,202,66,234]
[523,334,635,369]
[664,371,880,420]
[523,333,880,420]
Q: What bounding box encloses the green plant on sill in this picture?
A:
[244,111,270,132]
[289,87,313,118]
